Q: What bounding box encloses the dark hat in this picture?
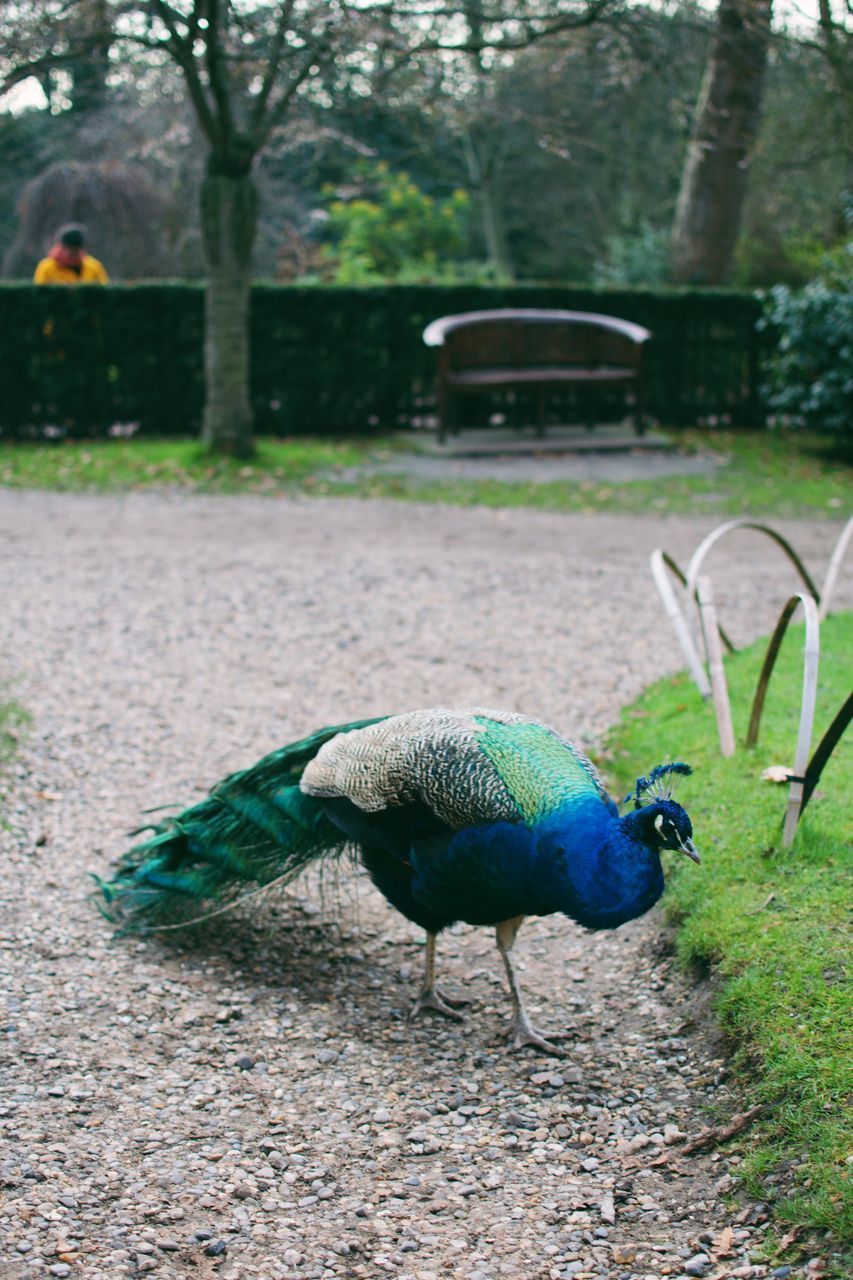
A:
[58,223,87,249]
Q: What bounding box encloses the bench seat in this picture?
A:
[447,366,637,386]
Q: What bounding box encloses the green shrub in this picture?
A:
[321,165,472,283]
[592,222,670,287]
[760,219,853,444]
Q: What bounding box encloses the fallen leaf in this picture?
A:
[712,1226,736,1259]
[761,765,792,783]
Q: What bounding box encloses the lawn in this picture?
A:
[0,436,373,494]
[0,429,849,519]
[605,612,852,1254]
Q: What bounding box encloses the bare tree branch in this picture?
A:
[148,0,219,143]
[260,46,325,145]
[203,0,236,146]
[249,0,297,138]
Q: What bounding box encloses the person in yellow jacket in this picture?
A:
[33,224,109,284]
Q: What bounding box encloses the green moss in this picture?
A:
[605,614,852,1248]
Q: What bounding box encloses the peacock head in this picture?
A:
[624,763,700,864]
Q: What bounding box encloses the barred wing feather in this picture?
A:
[300,707,610,830]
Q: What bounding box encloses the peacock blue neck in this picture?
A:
[530,800,665,931]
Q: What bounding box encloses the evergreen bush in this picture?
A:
[760,240,853,445]
[1,282,765,437]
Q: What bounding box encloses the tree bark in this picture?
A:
[69,0,111,113]
[817,0,853,218]
[463,130,514,281]
[670,0,772,285]
[459,2,514,280]
[200,169,257,457]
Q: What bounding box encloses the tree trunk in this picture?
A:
[461,2,514,282]
[70,0,111,114]
[200,170,257,457]
[670,0,772,285]
[463,131,514,281]
[817,0,853,223]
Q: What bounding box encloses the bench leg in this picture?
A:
[536,386,546,438]
[438,382,454,444]
[448,391,459,438]
[634,381,645,436]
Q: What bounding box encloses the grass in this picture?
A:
[605,612,852,1257]
[0,696,27,820]
[0,695,26,762]
[0,436,376,494]
[0,429,849,518]
[336,429,851,519]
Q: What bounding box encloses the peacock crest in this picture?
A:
[625,762,692,810]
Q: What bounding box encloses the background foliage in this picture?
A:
[0,4,848,289]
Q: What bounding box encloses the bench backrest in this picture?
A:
[423,309,651,371]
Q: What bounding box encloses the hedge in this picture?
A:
[0,282,765,437]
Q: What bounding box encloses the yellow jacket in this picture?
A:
[34,255,109,285]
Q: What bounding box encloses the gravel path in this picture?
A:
[0,492,847,1280]
[347,448,722,485]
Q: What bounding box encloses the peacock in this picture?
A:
[96,707,698,1054]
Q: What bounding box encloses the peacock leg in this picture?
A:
[409,932,469,1022]
[496,917,569,1055]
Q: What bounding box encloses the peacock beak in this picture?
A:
[680,836,700,865]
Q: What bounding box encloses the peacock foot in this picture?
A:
[409,986,470,1022]
[508,1016,572,1056]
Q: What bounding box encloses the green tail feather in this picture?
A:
[95,716,387,932]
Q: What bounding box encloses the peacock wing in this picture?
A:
[300,707,612,830]
[471,715,613,823]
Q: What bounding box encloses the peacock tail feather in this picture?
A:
[95,716,385,932]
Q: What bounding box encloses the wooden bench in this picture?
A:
[423,308,652,443]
